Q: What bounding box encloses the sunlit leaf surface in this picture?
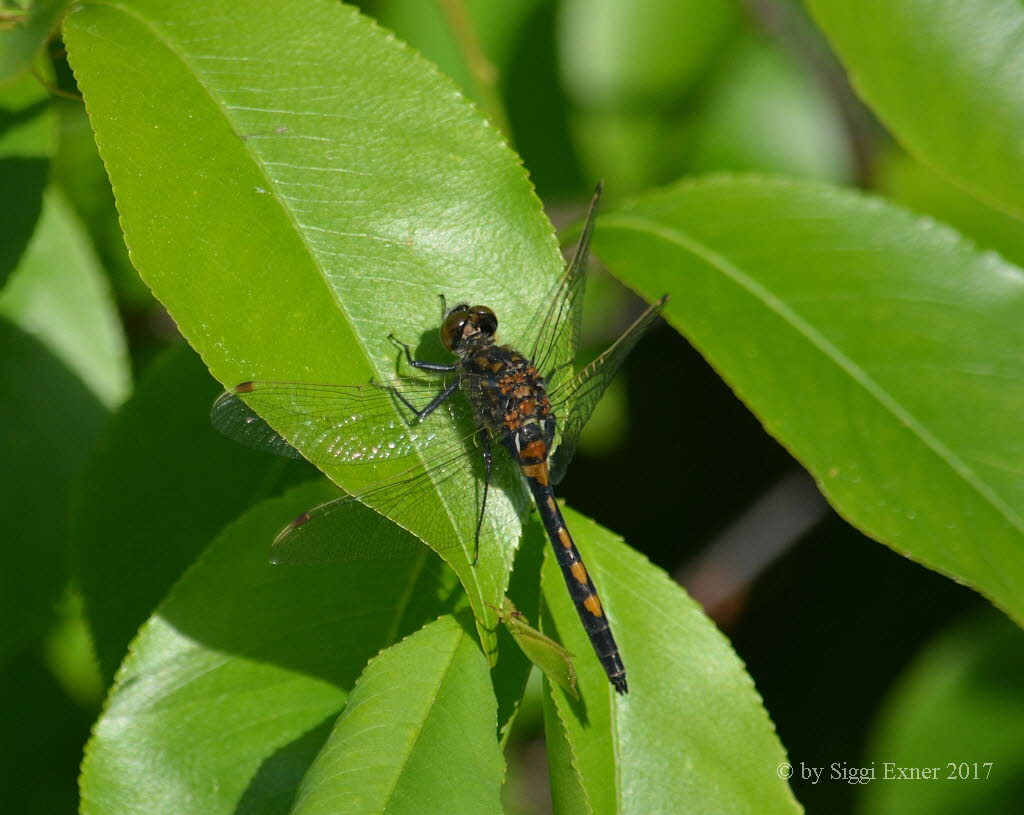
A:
[64,0,567,652]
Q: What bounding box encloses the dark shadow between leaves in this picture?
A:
[0,317,107,662]
[235,713,336,815]
[0,156,48,287]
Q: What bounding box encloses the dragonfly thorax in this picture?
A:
[463,345,555,469]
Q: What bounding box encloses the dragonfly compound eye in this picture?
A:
[441,304,471,351]
[469,305,498,338]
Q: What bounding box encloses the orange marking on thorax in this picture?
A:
[583,595,604,617]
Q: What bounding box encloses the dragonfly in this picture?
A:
[211,184,667,695]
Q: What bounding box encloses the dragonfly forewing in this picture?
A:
[547,294,668,484]
[212,378,475,469]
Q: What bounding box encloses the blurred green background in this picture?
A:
[3,0,1022,813]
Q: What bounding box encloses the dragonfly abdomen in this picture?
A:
[521,465,628,695]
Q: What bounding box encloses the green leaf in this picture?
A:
[542,678,591,814]
[80,481,462,815]
[0,0,69,84]
[53,98,151,306]
[290,615,503,815]
[541,506,801,813]
[499,595,577,700]
[72,343,312,681]
[0,317,106,663]
[0,646,88,814]
[558,0,737,109]
[806,0,1024,221]
[685,35,854,183]
[373,0,541,131]
[876,147,1024,272]
[0,70,53,287]
[861,611,1024,815]
[63,0,565,654]
[491,516,547,743]
[0,186,128,407]
[0,184,124,664]
[597,177,1024,624]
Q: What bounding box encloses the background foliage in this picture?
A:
[2,0,1022,813]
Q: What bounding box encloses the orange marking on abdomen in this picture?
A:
[557,527,572,548]
[520,439,547,460]
[521,461,550,486]
[570,561,588,584]
[583,594,604,617]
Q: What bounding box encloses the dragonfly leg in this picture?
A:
[385,377,461,423]
[388,334,459,373]
[473,432,492,566]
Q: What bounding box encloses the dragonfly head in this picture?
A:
[441,304,498,353]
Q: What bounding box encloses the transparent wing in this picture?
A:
[528,182,603,386]
[211,376,531,564]
[270,426,530,564]
[548,295,668,484]
[210,377,480,468]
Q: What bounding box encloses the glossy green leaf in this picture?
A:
[0,70,53,286]
[876,147,1024,271]
[596,177,1024,622]
[806,0,1024,220]
[0,0,69,84]
[72,344,311,680]
[861,611,1024,815]
[290,615,503,815]
[542,677,591,814]
[80,481,462,815]
[0,186,128,407]
[64,0,565,655]
[541,506,801,814]
[53,98,150,305]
